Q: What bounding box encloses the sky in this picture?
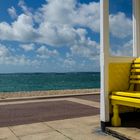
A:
[0,0,132,73]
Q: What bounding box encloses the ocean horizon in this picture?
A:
[0,72,100,92]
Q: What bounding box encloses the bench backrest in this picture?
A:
[129,58,140,91]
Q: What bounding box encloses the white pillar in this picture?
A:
[133,0,140,57]
[100,0,110,126]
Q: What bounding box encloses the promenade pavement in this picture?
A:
[0,94,118,140]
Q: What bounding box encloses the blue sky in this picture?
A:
[0,0,132,73]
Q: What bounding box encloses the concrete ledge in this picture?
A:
[0,92,99,103]
[105,127,130,140]
[105,112,140,140]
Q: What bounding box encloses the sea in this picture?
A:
[0,72,100,92]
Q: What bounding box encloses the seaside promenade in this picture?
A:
[0,92,118,140]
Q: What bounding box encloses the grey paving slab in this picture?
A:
[46,115,100,130]
[10,123,53,137]
[69,115,100,126]
[107,127,140,140]
[0,115,119,140]
[72,133,118,140]
[0,127,18,140]
[19,131,70,140]
[51,126,118,140]
[46,115,118,140]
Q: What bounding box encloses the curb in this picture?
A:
[0,92,100,103]
[105,127,131,140]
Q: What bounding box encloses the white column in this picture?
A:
[133,0,140,57]
[100,0,110,122]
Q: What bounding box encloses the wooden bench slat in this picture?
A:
[132,64,140,68]
[130,80,140,84]
[131,69,140,72]
[112,91,140,98]
[110,95,140,108]
[130,75,140,79]
[133,59,140,63]
[110,95,140,104]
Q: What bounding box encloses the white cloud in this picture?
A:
[18,0,31,15]
[20,43,35,51]
[0,1,132,46]
[63,58,76,68]
[8,6,17,19]
[0,44,10,57]
[10,55,39,66]
[110,12,132,38]
[38,0,100,31]
[0,0,133,71]
[0,44,39,66]
[35,0,100,46]
[38,23,79,46]
[0,0,101,47]
[0,14,40,42]
[37,0,131,39]
[36,46,59,59]
[40,0,76,25]
[111,40,133,56]
[73,2,100,32]
[70,31,100,60]
[71,45,99,60]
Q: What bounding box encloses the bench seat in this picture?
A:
[110,94,140,107]
[110,58,140,127]
[110,93,140,127]
[112,91,140,98]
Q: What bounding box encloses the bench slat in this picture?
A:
[112,91,140,98]
[110,95,140,108]
[110,95,140,104]
[133,59,140,63]
[130,75,140,79]
[130,80,140,84]
[132,64,140,68]
[131,69,140,72]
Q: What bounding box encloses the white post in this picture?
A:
[133,0,140,57]
[100,0,110,130]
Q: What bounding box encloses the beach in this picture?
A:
[0,88,100,99]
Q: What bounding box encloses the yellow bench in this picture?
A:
[110,58,140,126]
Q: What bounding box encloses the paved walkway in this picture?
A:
[0,115,118,140]
[107,112,140,140]
[0,94,118,140]
[0,95,100,127]
[107,127,140,140]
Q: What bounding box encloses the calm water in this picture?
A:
[0,72,100,92]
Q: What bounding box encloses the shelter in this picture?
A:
[100,0,140,131]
